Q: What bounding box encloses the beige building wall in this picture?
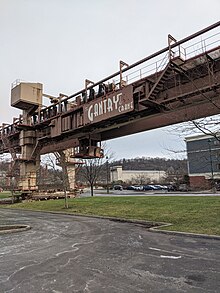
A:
[110,166,166,184]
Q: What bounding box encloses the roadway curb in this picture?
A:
[149,223,220,240]
[1,207,220,240]
[0,224,31,234]
[86,216,220,240]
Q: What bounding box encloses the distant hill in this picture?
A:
[111,157,187,173]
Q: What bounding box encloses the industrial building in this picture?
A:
[110,165,166,184]
[186,134,220,189]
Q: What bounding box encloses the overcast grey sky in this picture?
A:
[0,0,219,159]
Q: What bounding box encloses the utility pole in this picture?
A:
[106,156,109,194]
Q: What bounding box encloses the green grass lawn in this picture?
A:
[1,196,220,235]
[0,191,12,199]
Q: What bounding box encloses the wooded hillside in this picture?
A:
[112,157,187,172]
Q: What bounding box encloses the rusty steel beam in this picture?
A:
[40,137,79,155]
[100,94,220,141]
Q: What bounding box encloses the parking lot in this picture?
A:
[81,188,220,197]
[0,209,219,292]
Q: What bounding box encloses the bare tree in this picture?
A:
[43,151,70,208]
[189,117,220,140]
[54,151,69,208]
[0,154,20,202]
[167,104,220,141]
[165,166,187,186]
[162,115,220,159]
[42,149,84,208]
[79,144,114,196]
[0,155,9,190]
[131,174,150,185]
[39,153,62,187]
[80,158,103,197]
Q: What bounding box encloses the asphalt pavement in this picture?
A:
[81,189,220,197]
[0,209,219,292]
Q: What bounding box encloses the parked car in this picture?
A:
[126,185,136,190]
[143,185,157,191]
[113,185,123,191]
[167,185,177,191]
[154,185,168,190]
[133,185,143,191]
[126,185,143,191]
[178,184,190,192]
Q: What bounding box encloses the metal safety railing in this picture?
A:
[121,29,220,85]
[60,21,220,109]
[0,118,23,139]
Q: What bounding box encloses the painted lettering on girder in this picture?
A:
[85,86,133,124]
